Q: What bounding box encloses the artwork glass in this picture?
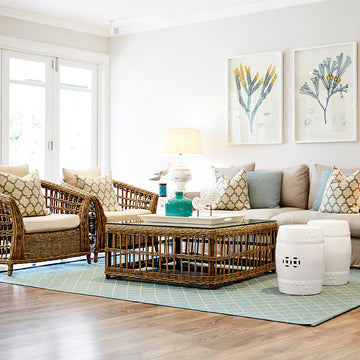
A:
[228,51,282,144]
[294,42,357,142]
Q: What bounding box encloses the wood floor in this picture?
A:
[0,281,359,360]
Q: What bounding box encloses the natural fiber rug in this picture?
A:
[1,259,359,326]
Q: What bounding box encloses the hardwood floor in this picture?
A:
[0,281,359,360]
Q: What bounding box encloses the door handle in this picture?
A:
[48,141,53,151]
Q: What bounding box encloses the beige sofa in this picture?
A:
[186,163,360,268]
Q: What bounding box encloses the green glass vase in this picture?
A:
[165,191,193,217]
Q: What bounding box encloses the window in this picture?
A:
[0,43,107,181]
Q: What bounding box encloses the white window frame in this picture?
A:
[0,35,110,175]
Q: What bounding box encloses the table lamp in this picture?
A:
[160,128,203,191]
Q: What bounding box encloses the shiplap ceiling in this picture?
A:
[0,0,325,36]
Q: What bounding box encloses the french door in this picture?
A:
[1,49,98,181]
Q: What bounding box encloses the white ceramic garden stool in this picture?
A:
[276,224,325,295]
[308,220,351,286]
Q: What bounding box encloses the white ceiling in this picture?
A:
[0,0,325,37]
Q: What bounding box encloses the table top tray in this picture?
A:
[138,214,245,228]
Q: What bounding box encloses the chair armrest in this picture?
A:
[0,193,25,260]
[112,180,159,213]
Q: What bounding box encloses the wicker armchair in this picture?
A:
[0,180,91,275]
[89,180,158,262]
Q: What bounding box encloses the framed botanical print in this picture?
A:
[294,42,357,143]
[228,51,283,144]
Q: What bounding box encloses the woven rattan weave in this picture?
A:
[105,220,278,289]
[0,180,91,275]
[63,180,158,262]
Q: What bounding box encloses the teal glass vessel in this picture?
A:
[165,191,193,217]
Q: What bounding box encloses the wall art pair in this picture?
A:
[228,42,357,144]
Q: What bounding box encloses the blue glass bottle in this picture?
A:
[165,191,193,217]
[159,183,167,197]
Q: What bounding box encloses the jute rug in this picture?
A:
[1,259,359,326]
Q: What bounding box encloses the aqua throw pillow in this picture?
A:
[312,169,352,211]
[247,171,283,209]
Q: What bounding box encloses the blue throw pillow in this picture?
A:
[311,169,352,211]
[247,171,283,209]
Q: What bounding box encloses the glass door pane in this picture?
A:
[2,51,49,178]
[9,83,45,175]
[58,62,97,170]
[59,90,92,168]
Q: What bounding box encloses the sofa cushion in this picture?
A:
[207,207,301,220]
[75,171,120,212]
[247,171,283,209]
[214,169,250,210]
[211,162,255,181]
[0,164,29,177]
[308,163,359,209]
[0,170,49,217]
[23,213,80,233]
[319,167,360,214]
[62,167,101,187]
[272,210,360,238]
[105,209,151,222]
[279,164,309,209]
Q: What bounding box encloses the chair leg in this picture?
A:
[7,264,13,276]
[87,254,91,264]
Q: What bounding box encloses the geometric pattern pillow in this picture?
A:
[214,169,250,210]
[74,171,120,212]
[62,167,101,187]
[0,170,49,217]
[319,167,360,214]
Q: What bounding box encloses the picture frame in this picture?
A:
[294,42,357,143]
[228,51,283,145]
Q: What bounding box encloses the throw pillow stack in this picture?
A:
[0,167,49,217]
[318,167,360,214]
[212,163,283,210]
[62,167,120,212]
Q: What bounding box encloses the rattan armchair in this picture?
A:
[0,180,92,275]
[89,180,158,262]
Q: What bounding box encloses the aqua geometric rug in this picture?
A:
[1,259,359,326]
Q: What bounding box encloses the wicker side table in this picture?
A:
[105,219,277,289]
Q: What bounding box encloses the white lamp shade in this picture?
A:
[160,128,203,155]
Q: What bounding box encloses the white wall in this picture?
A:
[0,15,109,53]
[111,0,360,193]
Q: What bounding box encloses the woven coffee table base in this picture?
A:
[105,221,278,289]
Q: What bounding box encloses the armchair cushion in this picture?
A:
[62,167,101,187]
[0,170,49,217]
[105,209,151,222]
[0,164,29,177]
[75,171,120,212]
[23,214,80,233]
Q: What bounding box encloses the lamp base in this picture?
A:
[171,157,192,192]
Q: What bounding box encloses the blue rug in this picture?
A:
[0,259,359,326]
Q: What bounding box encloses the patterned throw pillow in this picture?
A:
[319,167,360,214]
[214,169,250,210]
[0,170,49,217]
[74,171,120,212]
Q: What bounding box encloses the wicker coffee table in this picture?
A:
[105,219,278,289]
